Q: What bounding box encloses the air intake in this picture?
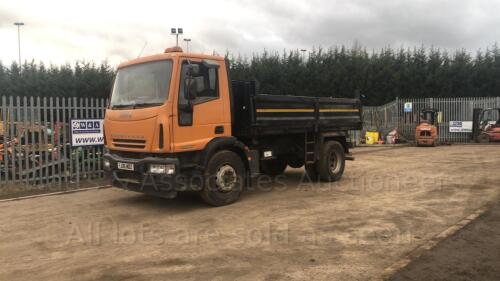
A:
[159,124,164,149]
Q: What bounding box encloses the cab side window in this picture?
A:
[178,60,219,126]
[179,61,219,105]
[196,67,218,101]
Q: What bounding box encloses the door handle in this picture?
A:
[215,126,224,134]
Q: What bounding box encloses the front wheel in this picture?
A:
[200,150,245,206]
[318,141,345,182]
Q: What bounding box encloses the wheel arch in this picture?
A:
[321,133,349,153]
[200,137,249,172]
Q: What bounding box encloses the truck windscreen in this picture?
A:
[110,60,173,109]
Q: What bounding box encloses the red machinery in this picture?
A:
[473,108,500,143]
[415,108,439,146]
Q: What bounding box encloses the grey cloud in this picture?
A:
[108,45,135,61]
[196,19,248,51]
[228,0,500,52]
[0,7,17,27]
[2,0,500,64]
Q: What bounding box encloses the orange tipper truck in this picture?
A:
[103,47,362,206]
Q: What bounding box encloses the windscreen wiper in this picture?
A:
[111,102,163,109]
[132,102,164,108]
[111,103,136,109]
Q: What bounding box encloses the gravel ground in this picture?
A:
[0,145,499,281]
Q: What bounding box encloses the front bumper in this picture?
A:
[416,137,436,146]
[103,153,193,198]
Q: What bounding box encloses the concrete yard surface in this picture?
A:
[388,198,500,281]
[0,145,499,280]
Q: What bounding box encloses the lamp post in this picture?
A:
[14,22,24,67]
[183,38,191,52]
[300,49,307,62]
[170,27,183,47]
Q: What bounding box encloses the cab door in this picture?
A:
[172,58,230,152]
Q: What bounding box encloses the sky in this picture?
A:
[1,0,500,67]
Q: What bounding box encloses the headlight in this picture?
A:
[103,159,111,170]
[149,164,175,174]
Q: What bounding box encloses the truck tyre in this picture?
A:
[318,141,345,182]
[200,150,245,206]
[260,158,287,176]
[305,163,319,181]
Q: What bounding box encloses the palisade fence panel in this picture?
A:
[360,96,500,143]
[0,96,108,187]
[2,95,498,186]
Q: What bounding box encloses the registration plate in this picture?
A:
[117,162,134,171]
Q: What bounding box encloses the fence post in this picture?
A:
[395,97,400,130]
[42,97,49,187]
[22,96,29,186]
[15,96,22,185]
[29,96,35,184]
[55,96,62,186]
[74,97,80,185]
[62,97,69,184]
[9,96,15,184]
[1,96,8,184]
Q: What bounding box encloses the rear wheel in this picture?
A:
[200,150,245,206]
[318,141,345,182]
[260,158,287,176]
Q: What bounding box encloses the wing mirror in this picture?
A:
[184,64,200,101]
[184,77,198,100]
[186,64,200,76]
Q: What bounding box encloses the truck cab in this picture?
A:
[105,48,231,154]
[104,47,362,206]
[104,47,247,205]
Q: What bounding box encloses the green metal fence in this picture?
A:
[362,97,500,143]
[0,96,107,187]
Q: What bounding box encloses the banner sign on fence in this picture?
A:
[404,102,412,113]
[71,119,105,146]
[449,121,473,133]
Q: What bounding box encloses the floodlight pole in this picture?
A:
[300,49,307,62]
[14,22,25,67]
[171,27,183,47]
[183,38,191,52]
